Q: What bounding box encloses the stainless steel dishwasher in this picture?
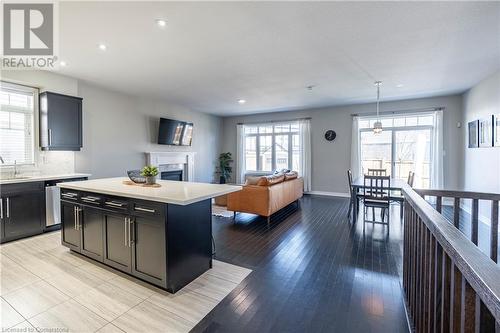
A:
[45,180,61,227]
[45,177,87,228]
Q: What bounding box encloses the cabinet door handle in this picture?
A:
[62,193,78,200]
[73,206,77,230]
[106,201,125,208]
[124,217,128,247]
[77,207,81,230]
[0,198,3,219]
[82,196,99,202]
[6,198,10,218]
[128,218,134,247]
[48,129,52,146]
[134,207,155,213]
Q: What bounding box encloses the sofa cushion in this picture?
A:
[284,171,298,180]
[257,173,285,186]
[245,176,261,185]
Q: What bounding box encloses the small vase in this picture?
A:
[145,176,156,185]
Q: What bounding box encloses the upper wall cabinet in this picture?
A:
[40,92,83,151]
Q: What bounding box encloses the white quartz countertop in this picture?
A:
[0,173,91,185]
[57,177,242,205]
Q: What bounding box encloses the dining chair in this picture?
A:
[347,170,361,219]
[363,175,391,230]
[407,171,415,187]
[392,171,415,219]
[367,168,387,176]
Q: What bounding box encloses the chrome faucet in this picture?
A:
[14,160,19,177]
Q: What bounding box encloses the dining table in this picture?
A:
[351,177,408,223]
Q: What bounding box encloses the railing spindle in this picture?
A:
[434,242,443,332]
[461,278,476,332]
[436,196,442,213]
[428,235,436,332]
[441,253,451,333]
[453,197,460,228]
[451,264,462,332]
[491,200,499,263]
[471,199,479,245]
[477,298,495,332]
[423,228,430,332]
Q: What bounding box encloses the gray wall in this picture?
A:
[75,81,223,182]
[221,95,464,194]
[462,70,500,194]
[1,71,224,182]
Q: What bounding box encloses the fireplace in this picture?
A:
[146,152,195,182]
[161,170,183,181]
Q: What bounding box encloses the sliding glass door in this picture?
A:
[394,129,431,188]
[361,130,393,176]
[359,114,434,188]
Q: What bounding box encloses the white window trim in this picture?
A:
[0,81,39,168]
[242,121,299,173]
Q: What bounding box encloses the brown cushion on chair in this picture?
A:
[257,173,285,186]
[284,171,298,181]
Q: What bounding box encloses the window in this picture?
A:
[358,113,435,188]
[0,82,36,166]
[243,121,300,173]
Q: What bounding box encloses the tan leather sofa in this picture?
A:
[227,172,304,225]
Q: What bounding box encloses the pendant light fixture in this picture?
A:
[373,81,383,134]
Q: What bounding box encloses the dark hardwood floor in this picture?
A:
[192,195,410,333]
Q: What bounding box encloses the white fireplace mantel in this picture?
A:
[145,152,196,182]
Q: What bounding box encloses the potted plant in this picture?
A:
[141,165,159,185]
[216,152,233,184]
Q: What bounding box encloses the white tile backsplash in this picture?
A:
[0,151,75,178]
[37,151,75,175]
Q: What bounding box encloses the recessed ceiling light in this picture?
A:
[396,84,404,88]
[98,43,107,51]
[156,19,167,27]
[237,99,246,105]
[60,61,67,67]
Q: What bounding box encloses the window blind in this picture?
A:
[0,82,36,165]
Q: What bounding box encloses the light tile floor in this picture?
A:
[0,231,251,332]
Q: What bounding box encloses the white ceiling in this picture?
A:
[57,1,500,116]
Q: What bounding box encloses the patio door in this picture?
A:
[360,127,432,188]
[393,129,431,188]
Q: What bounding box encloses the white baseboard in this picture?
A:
[305,191,350,198]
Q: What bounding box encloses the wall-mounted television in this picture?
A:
[157,118,193,146]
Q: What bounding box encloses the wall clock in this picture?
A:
[324,130,336,142]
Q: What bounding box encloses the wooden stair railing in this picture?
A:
[415,189,500,263]
[402,186,500,332]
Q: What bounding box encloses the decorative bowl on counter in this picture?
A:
[127,170,146,184]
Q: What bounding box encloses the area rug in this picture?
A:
[212,204,234,218]
[0,231,252,333]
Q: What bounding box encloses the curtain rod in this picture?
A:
[237,117,311,125]
[351,107,444,117]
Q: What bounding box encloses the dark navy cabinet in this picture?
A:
[40,92,83,151]
[0,182,45,243]
[59,189,211,293]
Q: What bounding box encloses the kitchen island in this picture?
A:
[58,177,241,293]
